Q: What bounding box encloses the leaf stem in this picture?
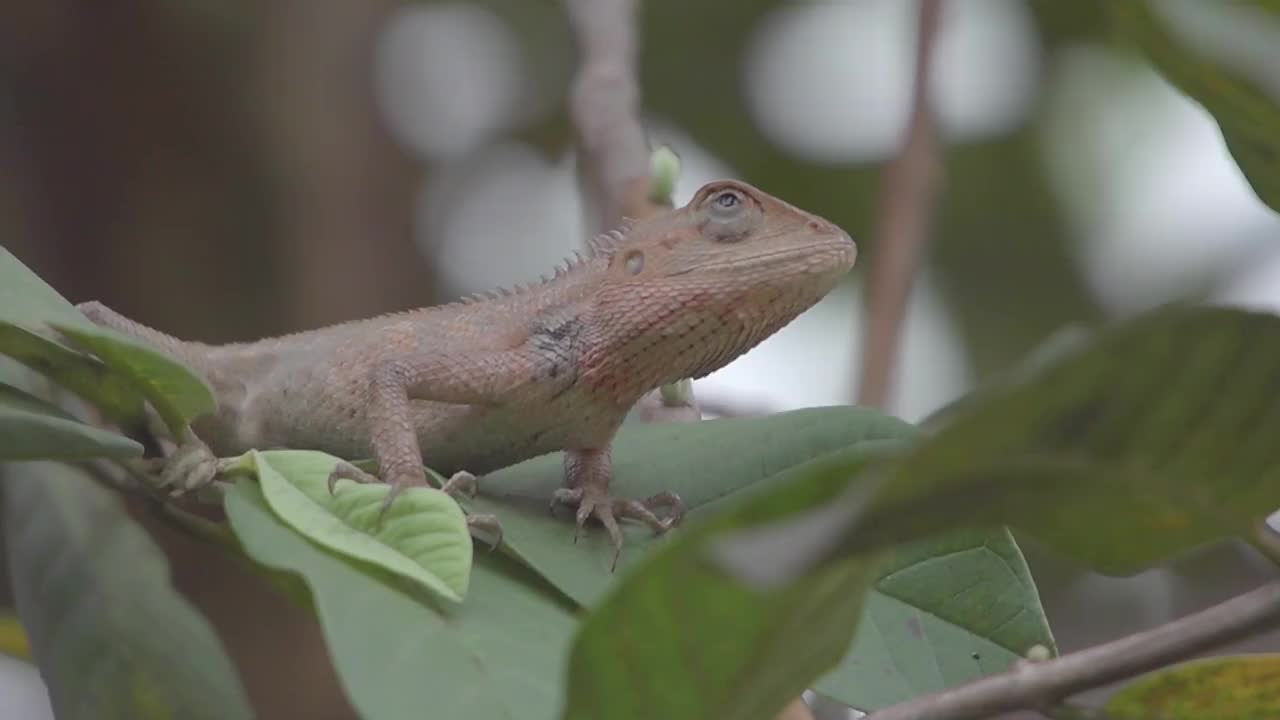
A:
[867,580,1280,720]
[564,0,660,232]
[856,0,945,409]
[75,457,243,559]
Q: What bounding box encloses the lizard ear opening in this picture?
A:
[623,250,645,275]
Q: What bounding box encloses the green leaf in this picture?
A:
[564,439,1055,719]
[714,305,1280,587]
[0,381,142,460]
[53,322,215,434]
[0,248,101,329]
[564,444,886,720]
[488,404,1049,712]
[0,246,214,433]
[225,481,578,720]
[253,449,472,603]
[469,406,915,606]
[1109,1,1280,213]
[1105,654,1280,720]
[0,322,146,426]
[814,528,1055,711]
[1,462,253,720]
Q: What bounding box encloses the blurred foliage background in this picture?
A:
[2,0,1279,718]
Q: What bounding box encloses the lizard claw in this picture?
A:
[327,460,380,495]
[439,472,502,549]
[327,462,431,528]
[550,487,686,571]
[374,474,425,528]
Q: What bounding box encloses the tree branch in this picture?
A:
[868,580,1280,720]
[564,0,665,232]
[856,0,945,409]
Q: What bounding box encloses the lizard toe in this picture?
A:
[439,470,479,500]
[642,490,687,528]
[610,498,671,535]
[159,433,220,495]
[328,460,379,495]
[374,472,430,530]
[549,486,584,514]
[570,486,611,544]
[598,507,625,571]
[465,512,503,550]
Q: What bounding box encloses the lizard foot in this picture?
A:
[327,462,502,549]
[435,471,502,549]
[549,487,686,570]
[158,429,232,496]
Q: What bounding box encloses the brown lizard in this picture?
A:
[75,180,856,561]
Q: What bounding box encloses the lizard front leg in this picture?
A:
[551,447,686,569]
[326,352,530,541]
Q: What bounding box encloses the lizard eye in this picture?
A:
[702,187,754,241]
[708,189,745,220]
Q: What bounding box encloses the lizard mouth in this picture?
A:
[669,238,855,277]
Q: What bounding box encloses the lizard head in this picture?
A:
[590,179,857,391]
[636,179,855,285]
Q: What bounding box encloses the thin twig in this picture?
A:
[1040,701,1111,720]
[856,0,945,409]
[81,458,242,554]
[774,697,816,720]
[564,0,664,230]
[867,580,1280,720]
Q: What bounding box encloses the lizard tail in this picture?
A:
[74,300,212,368]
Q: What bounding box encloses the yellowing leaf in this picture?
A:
[0,613,30,660]
[1106,654,1280,720]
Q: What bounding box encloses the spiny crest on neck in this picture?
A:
[449,217,637,306]
[584,217,635,256]
[229,218,645,345]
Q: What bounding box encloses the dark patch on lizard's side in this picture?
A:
[530,313,584,399]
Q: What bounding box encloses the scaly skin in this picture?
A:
[76,179,857,564]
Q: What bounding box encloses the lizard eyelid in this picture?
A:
[706,189,746,218]
[714,190,741,209]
